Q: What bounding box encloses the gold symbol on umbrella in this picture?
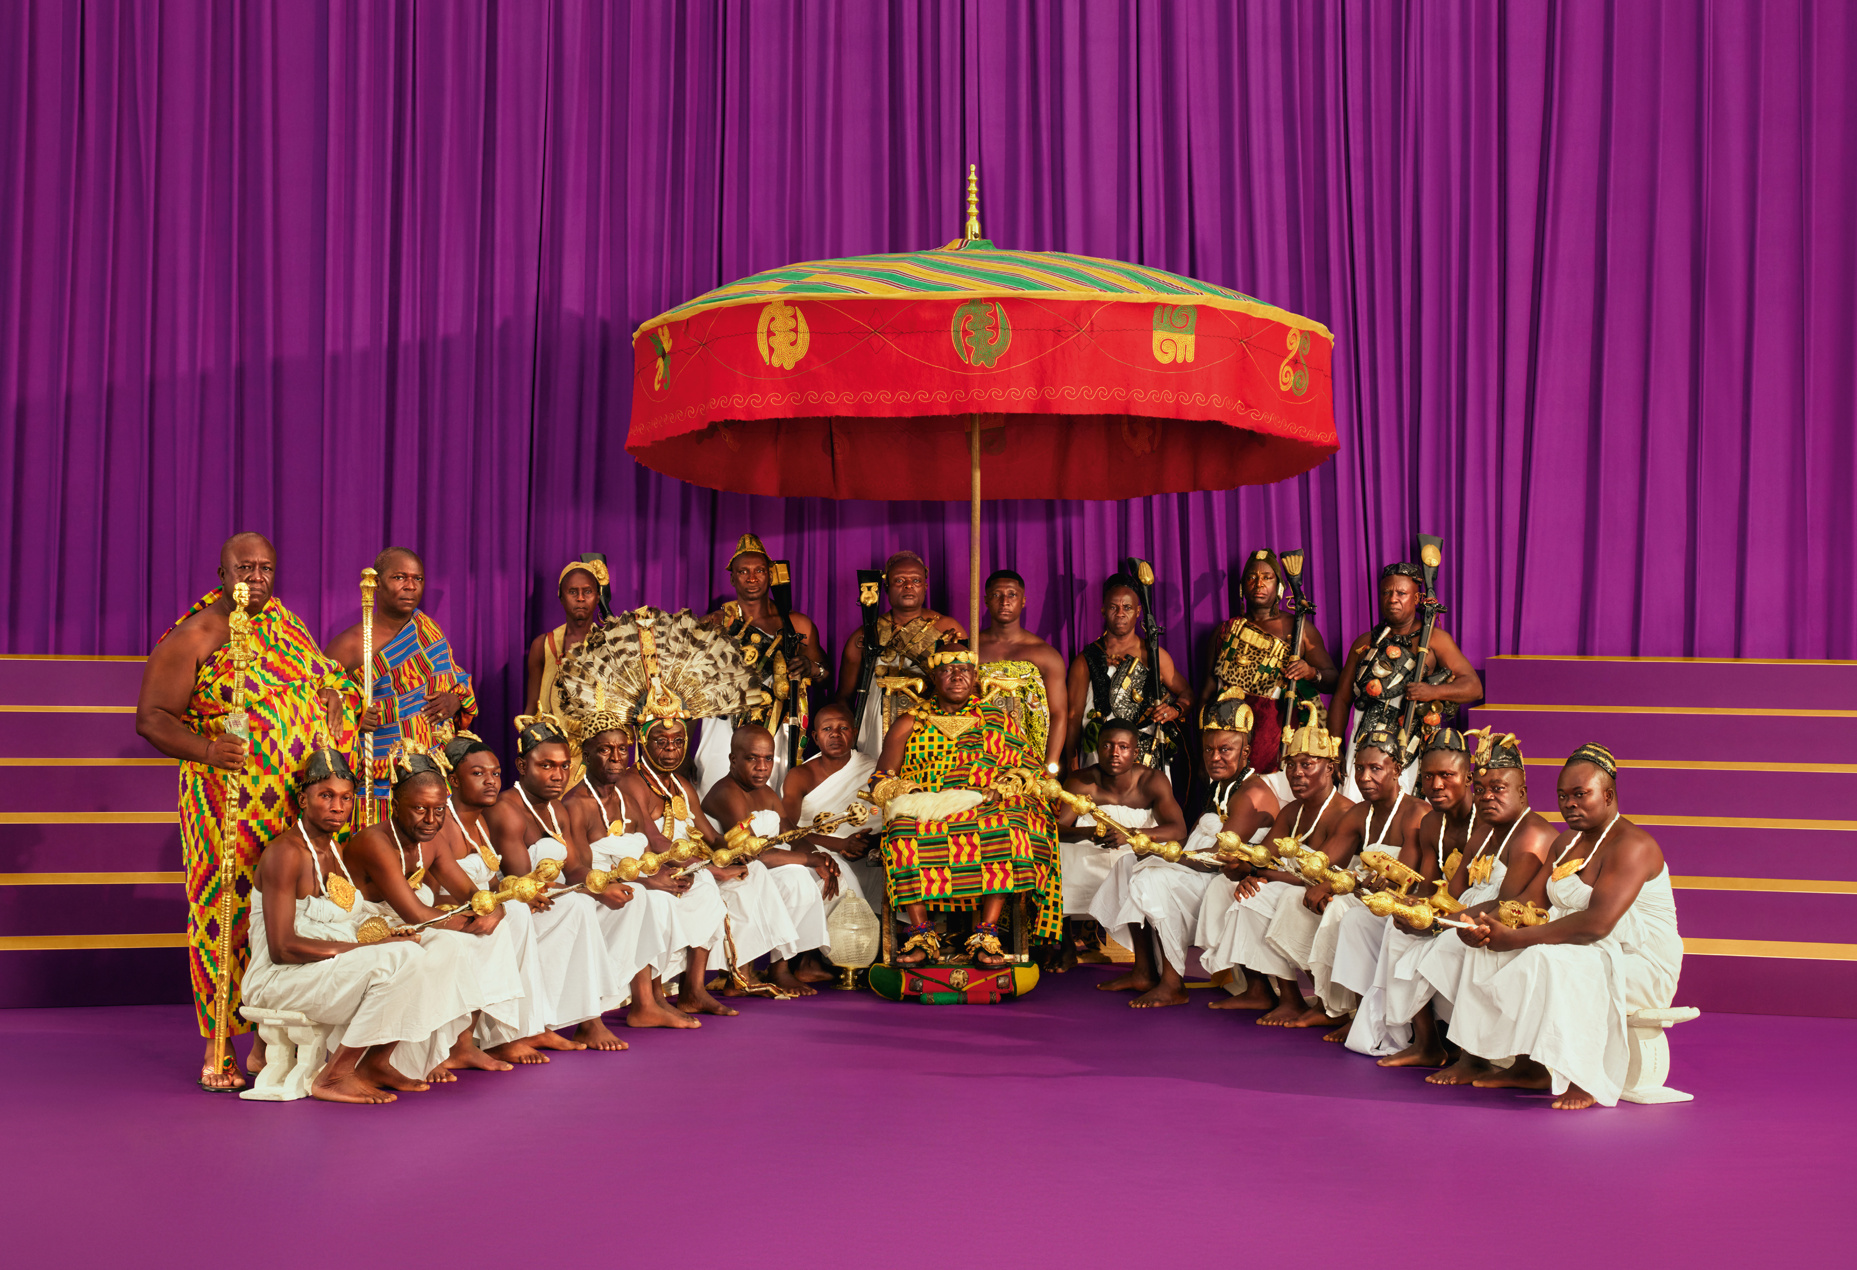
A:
[951,298,1011,368]
[756,298,810,369]
[1152,304,1197,364]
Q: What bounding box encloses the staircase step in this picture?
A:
[0,883,185,937]
[1472,706,1857,764]
[1652,824,1857,880]
[1675,888,1857,945]
[0,710,148,758]
[0,656,146,705]
[0,823,182,874]
[1518,765,1857,822]
[0,765,181,814]
[0,949,189,1010]
[1484,655,1857,709]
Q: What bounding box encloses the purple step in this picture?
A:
[1471,707,1857,764]
[1653,825,1857,881]
[0,657,147,706]
[0,823,182,874]
[0,949,188,1010]
[0,765,181,813]
[0,884,186,936]
[1483,656,1857,710]
[0,711,151,759]
[1513,766,1857,822]
[1675,889,1857,944]
[1674,956,1857,1018]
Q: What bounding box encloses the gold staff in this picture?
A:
[358,567,378,825]
[208,581,259,1077]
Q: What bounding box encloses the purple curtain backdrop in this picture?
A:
[4,0,1854,738]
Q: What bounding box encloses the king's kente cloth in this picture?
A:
[161,590,358,1038]
[356,610,476,798]
[881,702,1060,941]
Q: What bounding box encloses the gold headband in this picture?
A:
[928,650,977,668]
[559,559,610,588]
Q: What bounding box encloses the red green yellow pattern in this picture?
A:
[881,702,1060,941]
[161,591,358,1038]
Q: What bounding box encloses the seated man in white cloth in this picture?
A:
[781,702,882,967]
[245,744,472,1102]
[1194,701,1291,1010]
[1442,742,1682,1108]
[1327,729,1477,1056]
[432,730,589,1064]
[484,717,630,1050]
[1298,725,1427,1045]
[1058,720,1188,1004]
[1382,728,1553,1075]
[1198,706,1355,1027]
[702,723,834,997]
[343,748,525,1081]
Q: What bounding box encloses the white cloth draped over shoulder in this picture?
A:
[1446,856,1683,1106]
[796,752,884,941]
[694,716,794,799]
[1192,772,1294,982]
[1060,804,1153,917]
[1086,808,1208,977]
[746,806,828,960]
[522,830,623,1030]
[1378,842,1513,1041]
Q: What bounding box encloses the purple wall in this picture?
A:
[3,1,1855,739]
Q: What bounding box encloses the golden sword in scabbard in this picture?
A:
[358,567,378,827]
[208,581,259,1075]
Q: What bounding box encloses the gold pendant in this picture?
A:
[406,864,426,890]
[608,820,626,839]
[928,714,978,743]
[1552,857,1586,882]
[477,842,500,871]
[669,794,690,824]
[324,871,356,911]
[1468,855,1494,888]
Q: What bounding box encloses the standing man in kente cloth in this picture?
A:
[525,560,607,718]
[975,568,1067,768]
[837,550,966,758]
[1204,549,1337,774]
[1065,573,1194,773]
[1328,562,1481,791]
[136,532,356,1091]
[327,547,475,806]
[695,533,829,797]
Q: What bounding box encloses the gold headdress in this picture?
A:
[1200,691,1256,735]
[1566,741,1617,778]
[1281,701,1341,761]
[388,739,448,785]
[298,721,357,789]
[514,713,570,756]
[1469,727,1524,773]
[552,606,767,738]
[558,559,610,589]
[927,648,977,668]
[727,533,770,569]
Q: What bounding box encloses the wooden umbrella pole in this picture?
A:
[969,413,982,645]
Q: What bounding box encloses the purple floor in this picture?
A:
[3,966,1848,1268]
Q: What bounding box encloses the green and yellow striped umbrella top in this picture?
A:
[634,244,1335,344]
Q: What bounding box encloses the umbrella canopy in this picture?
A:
[628,242,1337,501]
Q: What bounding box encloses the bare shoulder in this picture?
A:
[1347,630,1374,657]
[785,760,821,797]
[933,611,967,638]
[324,623,363,668]
[1611,820,1666,873]
[789,611,819,637]
[1324,791,1358,822]
[1515,811,1558,856]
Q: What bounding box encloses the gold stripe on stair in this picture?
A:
[0,704,137,714]
[1683,938,1857,961]
[1482,702,1857,717]
[0,873,185,886]
[0,812,178,825]
[1672,876,1857,894]
[1546,814,1857,832]
[0,933,188,951]
[0,757,175,766]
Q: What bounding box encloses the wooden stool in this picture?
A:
[237,1006,334,1102]
[1619,1006,1701,1104]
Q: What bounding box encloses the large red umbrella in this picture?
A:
[628,170,1337,639]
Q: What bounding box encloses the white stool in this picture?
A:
[237,1006,334,1102]
[1619,1006,1700,1104]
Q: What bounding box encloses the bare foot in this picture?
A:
[793,954,836,984]
[1210,980,1275,1010]
[358,1054,429,1092]
[1379,1037,1449,1067]
[573,1018,630,1051]
[1129,982,1190,1008]
[1323,1016,1354,1044]
[1278,1005,1337,1028]
[1472,1058,1552,1090]
[311,1070,396,1104]
[1097,969,1156,993]
[425,1067,458,1083]
[528,1029,586,1053]
[1426,1054,1493,1085]
[676,985,739,1017]
[769,962,818,997]
[1257,995,1308,1026]
[487,1039,549,1065]
[626,996,702,1029]
[245,1035,269,1077]
[1551,1084,1598,1110]
[443,1036,514,1073]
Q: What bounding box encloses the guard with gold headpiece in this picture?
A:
[1206,548,1339,774]
[525,557,611,720]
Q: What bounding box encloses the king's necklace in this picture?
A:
[1552,813,1621,882]
[1287,785,1339,847]
[1363,789,1405,850]
[301,818,358,911]
[582,772,628,832]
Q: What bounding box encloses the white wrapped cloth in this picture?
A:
[1383,850,1511,1032]
[1306,894,1365,1015]
[524,833,623,1030]
[795,752,885,942]
[1445,864,1684,1106]
[1087,810,1214,977]
[242,889,473,1083]
[1060,804,1154,916]
[457,840,553,1046]
[382,873,526,1051]
[694,715,794,798]
[588,829,687,1001]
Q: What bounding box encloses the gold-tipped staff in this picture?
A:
[207,581,260,1078]
[358,566,378,826]
[354,871,542,945]
[697,805,873,871]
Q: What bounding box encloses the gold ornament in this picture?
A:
[323,871,356,912]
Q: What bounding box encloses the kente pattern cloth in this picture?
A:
[980,659,1050,759]
[881,702,1060,941]
[160,590,359,1038]
[1081,643,1181,769]
[356,610,476,799]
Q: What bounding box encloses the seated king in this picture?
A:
[869,641,1059,969]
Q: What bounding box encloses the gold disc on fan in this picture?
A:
[355,915,393,944]
[324,871,356,912]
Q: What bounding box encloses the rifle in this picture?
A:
[1396,535,1447,760]
[1118,556,1166,729]
[1277,547,1316,729]
[847,569,886,747]
[580,552,613,622]
[770,558,805,767]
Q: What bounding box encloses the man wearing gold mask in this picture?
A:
[695,533,829,796]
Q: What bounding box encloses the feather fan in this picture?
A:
[553,606,765,728]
